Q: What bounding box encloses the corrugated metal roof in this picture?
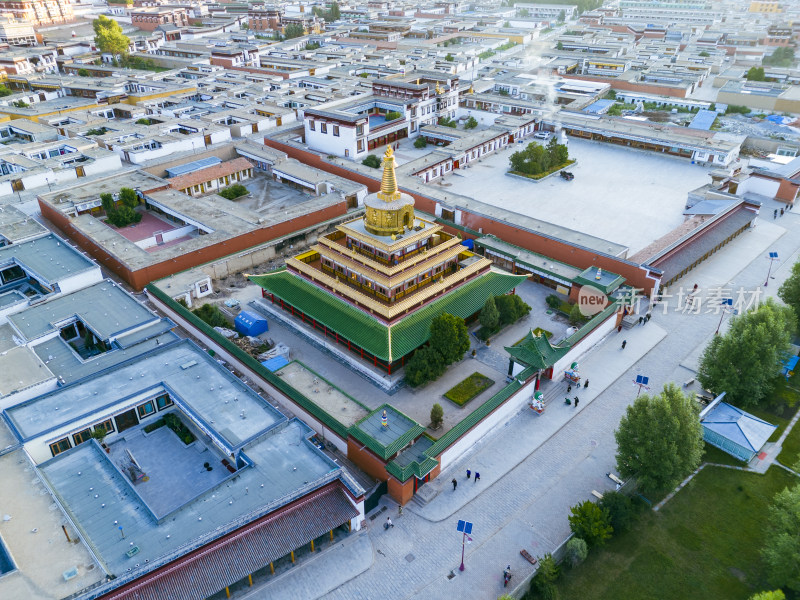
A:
[101,484,358,600]
[701,402,776,454]
[165,156,222,178]
[688,109,718,131]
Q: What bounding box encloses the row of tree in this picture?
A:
[405,313,470,387]
[509,138,570,177]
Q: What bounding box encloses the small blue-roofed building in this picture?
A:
[781,354,798,379]
[235,310,268,336]
[583,99,616,115]
[165,156,222,178]
[700,394,777,462]
[261,355,289,371]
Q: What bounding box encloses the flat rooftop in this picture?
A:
[275,361,370,428]
[0,204,47,244]
[8,279,158,342]
[6,340,283,447]
[38,418,345,580]
[0,448,105,600]
[0,233,98,285]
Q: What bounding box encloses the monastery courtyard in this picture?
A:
[220,182,800,600]
[408,135,714,256]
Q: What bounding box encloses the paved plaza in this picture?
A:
[230,197,800,600]
[438,136,714,255]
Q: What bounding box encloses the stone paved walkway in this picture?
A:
[238,201,800,600]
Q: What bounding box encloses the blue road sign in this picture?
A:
[722,298,733,306]
[769,252,779,259]
[457,520,473,535]
[635,375,649,386]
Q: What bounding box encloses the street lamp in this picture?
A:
[45,177,52,191]
[715,298,734,335]
[764,251,779,287]
[456,519,473,571]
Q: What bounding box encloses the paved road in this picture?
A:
[239,202,800,600]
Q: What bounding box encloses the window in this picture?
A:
[73,428,93,445]
[95,419,114,435]
[333,125,339,136]
[137,401,155,419]
[199,283,209,293]
[309,120,315,131]
[156,394,173,410]
[320,123,327,134]
[49,438,71,457]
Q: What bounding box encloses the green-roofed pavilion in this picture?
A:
[505,330,570,375]
[349,404,426,461]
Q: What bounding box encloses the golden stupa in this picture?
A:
[363,146,415,236]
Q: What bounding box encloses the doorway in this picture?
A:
[115,409,138,433]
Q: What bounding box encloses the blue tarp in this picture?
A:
[461,239,474,250]
[234,310,268,336]
[688,109,718,130]
[261,356,289,371]
[782,354,799,377]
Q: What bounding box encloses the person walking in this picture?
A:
[567,384,572,393]
[645,312,651,323]
[574,397,579,408]
[774,209,778,219]
[584,379,589,389]
[466,469,471,480]
[385,517,394,530]
[474,472,480,483]
[621,340,627,350]
[781,208,785,217]
[638,316,644,326]
[452,478,458,491]
[617,324,623,333]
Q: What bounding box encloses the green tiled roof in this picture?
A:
[249,270,526,361]
[350,404,426,461]
[506,330,570,370]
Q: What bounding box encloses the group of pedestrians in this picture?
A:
[452,469,481,491]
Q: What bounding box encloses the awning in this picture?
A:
[101,484,358,600]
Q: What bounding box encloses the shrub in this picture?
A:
[192,303,228,328]
[443,372,494,406]
[568,500,613,547]
[495,293,531,325]
[0,84,12,97]
[445,53,454,61]
[725,104,750,115]
[362,154,381,168]
[136,117,151,125]
[218,184,248,199]
[528,553,559,599]
[430,403,444,428]
[77,68,90,77]
[384,110,402,121]
[464,116,478,129]
[565,537,588,567]
[598,491,635,532]
[143,418,165,433]
[414,137,427,149]
[438,116,457,128]
[86,127,109,136]
[545,294,561,310]
[568,303,583,325]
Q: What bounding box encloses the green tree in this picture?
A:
[218,184,248,199]
[100,192,114,214]
[93,15,130,56]
[519,7,529,16]
[405,345,445,386]
[77,68,90,77]
[749,591,786,600]
[362,154,381,168]
[192,304,228,327]
[119,187,138,208]
[445,53,454,62]
[699,50,710,57]
[438,116,457,128]
[429,313,470,364]
[564,537,588,567]
[568,303,583,325]
[329,1,341,20]
[568,500,613,547]
[0,84,11,97]
[414,136,427,148]
[761,484,800,592]
[697,298,796,406]
[284,23,305,39]
[136,118,151,125]
[479,295,500,330]
[495,294,531,325]
[464,116,478,129]
[747,66,766,81]
[529,553,559,599]
[598,491,635,532]
[615,383,704,494]
[384,111,401,120]
[556,41,564,50]
[430,403,444,428]
[778,259,800,327]
[557,10,565,21]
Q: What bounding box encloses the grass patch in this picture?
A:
[553,466,796,600]
[509,159,576,181]
[444,372,495,406]
[777,419,800,467]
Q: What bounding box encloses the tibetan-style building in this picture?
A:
[250,146,525,374]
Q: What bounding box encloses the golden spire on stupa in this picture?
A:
[377,145,401,202]
[435,82,444,95]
